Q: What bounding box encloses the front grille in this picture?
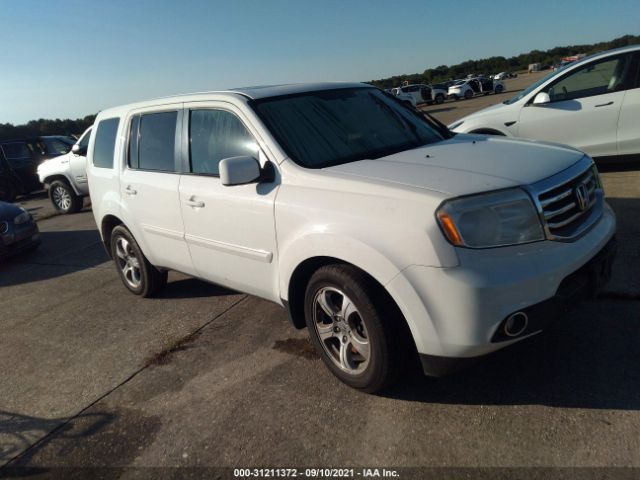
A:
[0,221,8,235]
[531,159,603,241]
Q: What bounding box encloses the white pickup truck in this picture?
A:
[37,127,92,213]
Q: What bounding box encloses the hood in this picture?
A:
[37,151,71,172]
[324,134,585,196]
[0,201,24,220]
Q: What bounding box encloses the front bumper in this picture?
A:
[0,221,41,259]
[419,236,616,376]
[386,202,616,370]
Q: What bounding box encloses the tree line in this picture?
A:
[0,115,96,141]
[369,34,640,89]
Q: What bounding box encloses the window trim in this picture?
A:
[125,109,183,174]
[535,53,631,104]
[184,106,260,178]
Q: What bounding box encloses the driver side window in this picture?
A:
[546,56,629,102]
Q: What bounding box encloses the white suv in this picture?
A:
[450,45,640,162]
[37,127,92,213]
[87,83,616,392]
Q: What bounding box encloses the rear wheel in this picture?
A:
[49,180,82,214]
[304,265,411,392]
[435,93,445,104]
[110,225,167,297]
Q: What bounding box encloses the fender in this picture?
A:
[278,231,441,355]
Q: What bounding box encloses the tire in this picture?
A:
[0,179,17,202]
[49,179,82,214]
[494,84,504,94]
[110,225,167,297]
[304,264,411,392]
[435,93,444,104]
[464,89,473,100]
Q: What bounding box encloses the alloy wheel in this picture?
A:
[312,287,371,374]
[52,185,72,211]
[115,236,142,289]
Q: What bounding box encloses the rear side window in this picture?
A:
[93,118,120,168]
[129,111,177,172]
[189,109,259,176]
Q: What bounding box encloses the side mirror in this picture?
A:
[532,92,550,105]
[219,156,265,186]
[72,144,87,156]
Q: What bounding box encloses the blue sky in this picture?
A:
[1,0,638,124]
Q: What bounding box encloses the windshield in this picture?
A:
[251,88,444,169]
[503,65,570,104]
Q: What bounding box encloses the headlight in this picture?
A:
[13,209,32,225]
[436,188,544,248]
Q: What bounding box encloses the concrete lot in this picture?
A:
[2,76,640,478]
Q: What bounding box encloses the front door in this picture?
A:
[517,54,630,157]
[179,104,280,301]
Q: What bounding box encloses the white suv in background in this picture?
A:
[450,45,640,162]
[38,127,92,213]
[87,83,616,392]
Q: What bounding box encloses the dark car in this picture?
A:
[0,136,74,194]
[0,150,24,202]
[0,201,40,259]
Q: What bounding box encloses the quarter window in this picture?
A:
[93,118,120,169]
[546,56,630,102]
[189,109,259,176]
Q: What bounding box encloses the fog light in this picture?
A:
[504,312,528,337]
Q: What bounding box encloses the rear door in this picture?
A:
[120,106,193,274]
[517,54,630,157]
[178,102,280,301]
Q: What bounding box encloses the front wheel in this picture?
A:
[110,225,167,297]
[435,93,445,104]
[49,180,82,214]
[464,89,473,100]
[304,265,410,392]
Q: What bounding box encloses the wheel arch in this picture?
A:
[43,174,82,195]
[468,128,507,136]
[100,214,124,258]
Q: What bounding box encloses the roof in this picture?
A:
[96,82,373,118]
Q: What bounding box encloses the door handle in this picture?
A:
[184,196,205,208]
[595,101,614,107]
[125,185,137,196]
